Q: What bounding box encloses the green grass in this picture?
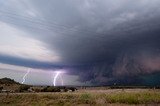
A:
[0,90,160,106]
[105,91,160,104]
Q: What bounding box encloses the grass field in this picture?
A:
[0,89,160,106]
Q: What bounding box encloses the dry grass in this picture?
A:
[0,89,160,106]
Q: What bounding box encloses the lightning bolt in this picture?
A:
[22,68,30,84]
[53,71,64,86]
[53,72,60,86]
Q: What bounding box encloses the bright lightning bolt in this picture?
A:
[53,71,64,86]
[53,72,60,86]
[22,68,31,84]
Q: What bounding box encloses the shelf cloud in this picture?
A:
[0,0,160,85]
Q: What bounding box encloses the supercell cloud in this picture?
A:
[0,0,160,85]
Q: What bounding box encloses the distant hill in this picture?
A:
[0,78,20,85]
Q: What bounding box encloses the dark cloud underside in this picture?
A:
[0,0,160,85]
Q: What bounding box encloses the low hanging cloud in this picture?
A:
[0,0,160,85]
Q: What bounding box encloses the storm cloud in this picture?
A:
[0,0,160,85]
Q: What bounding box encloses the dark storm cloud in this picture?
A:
[0,0,160,85]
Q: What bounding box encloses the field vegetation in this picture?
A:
[0,89,160,106]
[1,78,160,106]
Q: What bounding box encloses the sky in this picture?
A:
[0,0,160,86]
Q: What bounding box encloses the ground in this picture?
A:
[0,89,160,106]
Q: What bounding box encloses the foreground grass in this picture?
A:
[0,90,160,106]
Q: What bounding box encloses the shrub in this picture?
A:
[68,87,77,92]
[42,86,61,92]
[18,85,30,92]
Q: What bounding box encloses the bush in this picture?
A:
[53,87,61,92]
[19,85,30,92]
[68,87,77,92]
[33,88,41,92]
[42,86,61,92]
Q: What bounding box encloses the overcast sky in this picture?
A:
[0,0,160,86]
